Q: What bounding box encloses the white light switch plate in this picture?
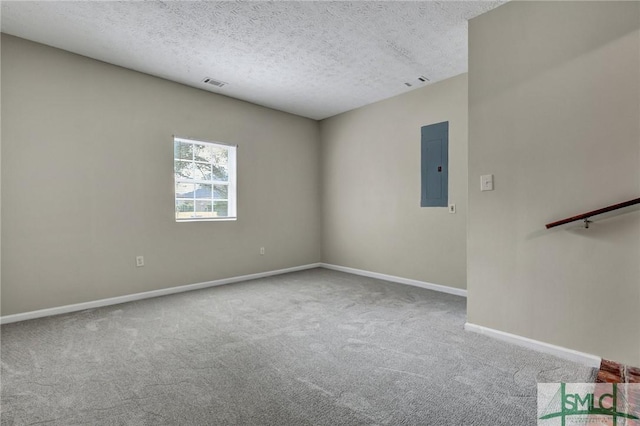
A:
[481,174,494,191]
[448,203,456,214]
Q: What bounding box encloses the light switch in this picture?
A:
[481,174,494,191]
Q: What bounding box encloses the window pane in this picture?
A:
[175,161,194,179]
[199,144,227,164]
[176,200,194,211]
[175,182,195,198]
[213,201,228,217]
[194,183,212,198]
[176,200,194,219]
[174,141,193,160]
[211,148,229,180]
[211,165,228,181]
[195,200,215,218]
[196,200,212,212]
[213,185,228,199]
[193,163,212,180]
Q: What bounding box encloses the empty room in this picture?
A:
[1,1,639,425]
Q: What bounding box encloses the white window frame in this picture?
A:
[174,136,237,222]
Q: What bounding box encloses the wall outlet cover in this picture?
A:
[481,174,494,191]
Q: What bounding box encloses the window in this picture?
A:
[174,137,237,221]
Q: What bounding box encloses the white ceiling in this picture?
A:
[1,1,505,120]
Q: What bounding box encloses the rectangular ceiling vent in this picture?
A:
[202,77,227,88]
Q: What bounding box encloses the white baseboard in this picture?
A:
[320,263,467,297]
[464,322,601,368]
[0,263,322,325]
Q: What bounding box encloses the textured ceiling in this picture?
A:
[1,1,505,120]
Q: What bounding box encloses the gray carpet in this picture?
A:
[1,268,595,425]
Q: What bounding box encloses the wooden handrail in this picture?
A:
[545,197,640,229]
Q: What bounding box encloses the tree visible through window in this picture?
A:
[174,137,237,221]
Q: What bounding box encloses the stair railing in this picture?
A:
[545,197,640,229]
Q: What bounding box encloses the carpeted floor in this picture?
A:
[1,268,595,425]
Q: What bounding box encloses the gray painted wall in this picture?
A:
[321,74,468,289]
[1,35,322,316]
[468,1,640,366]
[4,2,638,367]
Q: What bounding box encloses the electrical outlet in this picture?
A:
[260,247,265,255]
[136,256,144,267]
[448,203,456,214]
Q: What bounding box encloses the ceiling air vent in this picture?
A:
[202,77,227,88]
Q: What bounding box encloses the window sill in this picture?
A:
[176,217,237,223]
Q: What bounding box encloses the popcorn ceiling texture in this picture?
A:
[0,1,504,120]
